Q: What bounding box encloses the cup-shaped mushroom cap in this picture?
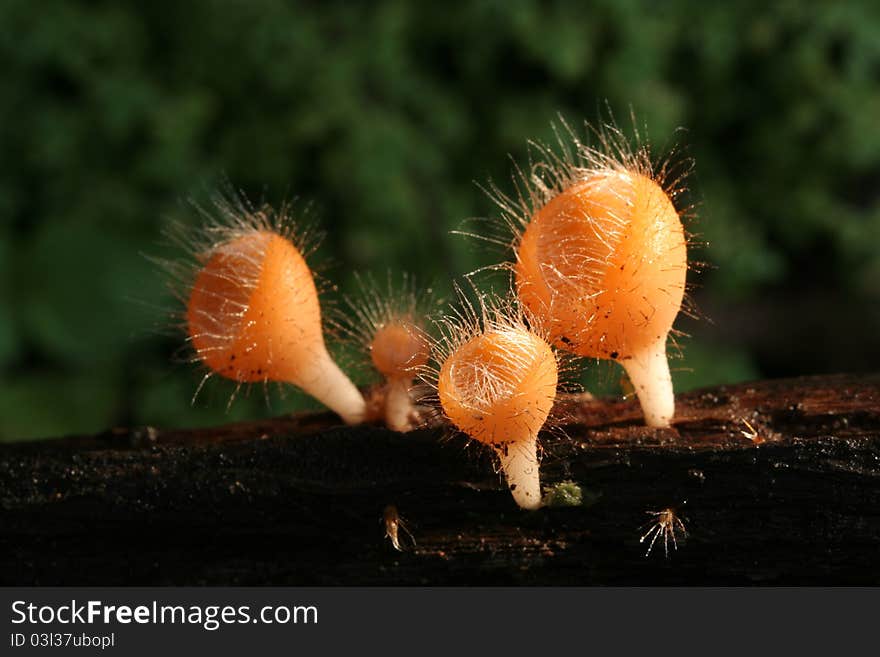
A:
[187,230,324,385]
[515,170,687,361]
[438,326,558,445]
[370,320,430,379]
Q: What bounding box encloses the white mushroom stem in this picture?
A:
[384,376,414,432]
[494,433,542,510]
[294,351,366,425]
[621,337,675,428]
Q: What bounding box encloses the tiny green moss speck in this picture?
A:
[543,480,584,507]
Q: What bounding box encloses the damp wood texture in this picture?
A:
[1,374,878,585]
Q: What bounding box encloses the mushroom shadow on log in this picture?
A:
[1,374,879,585]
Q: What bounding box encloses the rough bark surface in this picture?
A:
[1,374,878,585]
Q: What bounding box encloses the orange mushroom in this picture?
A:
[371,319,430,430]
[182,200,365,424]
[496,121,689,427]
[337,274,433,431]
[432,298,558,509]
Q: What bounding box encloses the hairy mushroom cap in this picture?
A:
[371,320,430,379]
[516,168,687,361]
[172,194,364,424]
[438,325,557,446]
[187,229,324,383]
[430,295,559,509]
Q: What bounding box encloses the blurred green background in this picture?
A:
[2,0,879,441]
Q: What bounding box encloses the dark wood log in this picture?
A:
[1,374,879,585]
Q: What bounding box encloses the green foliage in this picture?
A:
[1,0,878,440]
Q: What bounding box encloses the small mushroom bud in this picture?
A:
[371,319,430,431]
[336,274,433,431]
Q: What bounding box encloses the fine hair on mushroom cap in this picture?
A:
[420,285,566,510]
[331,271,439,431]
[157,185,365,424]
[484,111,704,427]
